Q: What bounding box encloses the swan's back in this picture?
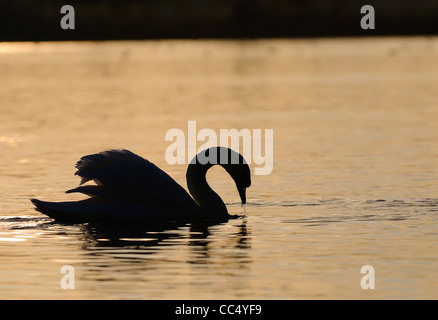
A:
[74,150,195,207]
[32,149,200,221]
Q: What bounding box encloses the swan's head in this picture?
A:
[223,152,251,205]
[198,147,251,205]
[232,162,251,205]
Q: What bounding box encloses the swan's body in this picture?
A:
[31,147,251,222]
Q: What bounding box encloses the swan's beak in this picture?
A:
[238,187,246,205]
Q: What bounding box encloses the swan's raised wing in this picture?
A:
[69,149,197,210]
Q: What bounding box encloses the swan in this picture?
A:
[30,147,251,222]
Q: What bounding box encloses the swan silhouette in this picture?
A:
[30,147,251,222]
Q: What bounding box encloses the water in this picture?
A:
[1,37,437,299]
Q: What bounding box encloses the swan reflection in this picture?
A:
[79,218,251,269]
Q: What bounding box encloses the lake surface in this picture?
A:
[0,37,437,299]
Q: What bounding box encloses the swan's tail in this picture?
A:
[30,198,111,223]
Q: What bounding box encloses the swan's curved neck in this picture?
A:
[186,162,228,219]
